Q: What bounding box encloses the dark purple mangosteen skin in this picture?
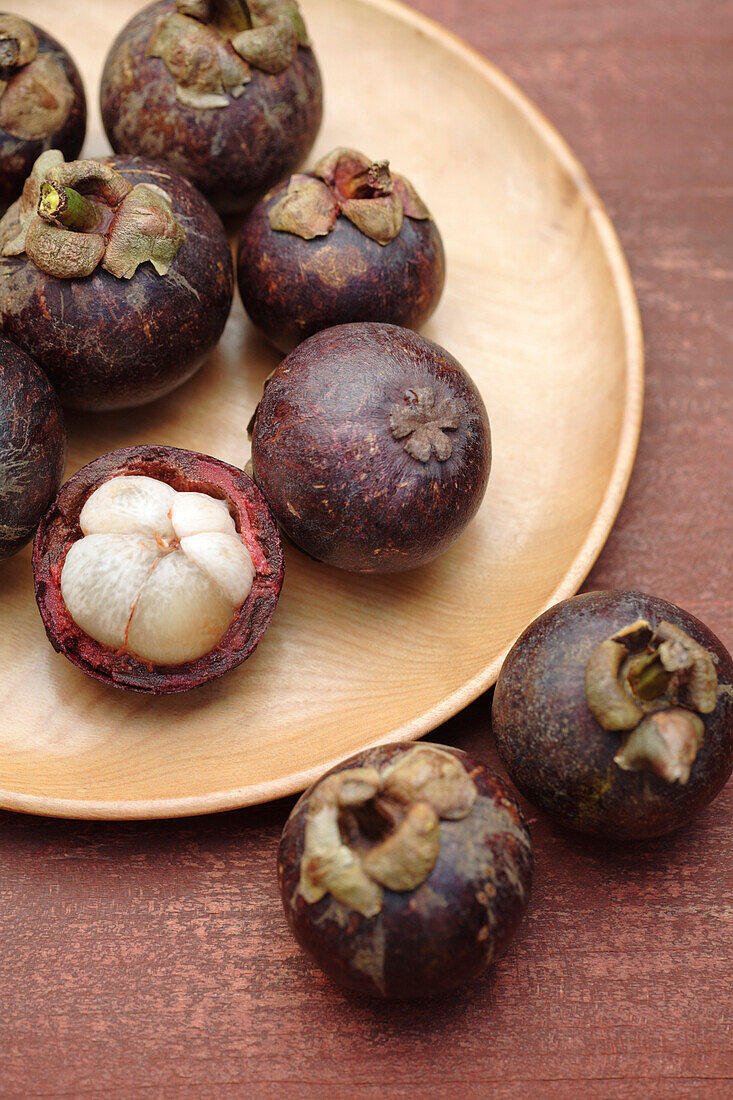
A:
[100,0,323,217]
[492,590,733,839]
[251,323,491,573]
[33,445,284,694]
[0,23,86,216]
[0,334,65,559]
[0,156,233,411]
[278,743,533,999]
[237,180,446,352]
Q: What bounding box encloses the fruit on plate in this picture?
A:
[100,0,323,217]
[0,150,233,410]
[237,147,445,351]
[278,742,533,998]
[492,590,733,838]
[33,445,284,693]
[249,323,491,572]
[0,333,66,560]
[0,13,86,214]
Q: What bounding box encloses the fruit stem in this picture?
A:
[38,183,102,233]
[625,651,671,702]
[342,161,394,200]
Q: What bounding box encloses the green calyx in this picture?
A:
[268,147,432,246]
[147,0,310,110]
[585,618,718,785]
[0,151,185,281]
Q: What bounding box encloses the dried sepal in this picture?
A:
[381,746,477,820]
[313,147,372,192]
[299,766,383,917]
[0,149,64,256]
[24,219,106,279]
[104,184,185,279]
[392,174,431,219]
[585,638,645,731]
[653,621,718,713]
[614,709,705,785]
[389,387,461,463]
[49,159,133,207]
[1,152,185,281]
[148,13,250,110]
[361,802,440,890]
[268,175,338,239]
[340,194,404,245]
[231,15,298,74]
[0,54,75,142]
[0,14,38,71]
[176,0,213,19]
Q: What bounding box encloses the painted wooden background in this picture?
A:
[1,1,731,1095]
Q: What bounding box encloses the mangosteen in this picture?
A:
[100,0,323,217]
[0,14,86,215]
[0,150,233,410]
[278,742,533,999]
[0,333,65,560]
[237,147,446,352]
[492,590,733,839]
[249,323,491,572]
[33,445,283,693]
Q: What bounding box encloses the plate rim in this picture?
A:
[0,0,644,820]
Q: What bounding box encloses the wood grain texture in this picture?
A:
[0,0,642,817]
[1,0,731,1097]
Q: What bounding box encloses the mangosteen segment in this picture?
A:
[585,615,719,784]
[60,475,256,666]
[147,0,311,110]
[0,151,185,280]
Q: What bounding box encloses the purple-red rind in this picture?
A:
[492,590,733,839]
[0,22,86,215]
[32,445,284,694]
[251,323,491,573]
[99,0,323,217]
[0,333,66,559]
[277,742,533,999]
[237,177,446,352]
[0,156,233,410]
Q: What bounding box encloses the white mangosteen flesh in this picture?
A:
[60,475,255,664]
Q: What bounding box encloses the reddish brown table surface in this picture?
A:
[2,2,732,1096]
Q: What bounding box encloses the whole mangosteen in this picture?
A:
[278,742,533,999]
[492,590,733,839]
[0,333,65,560]
[100,0,323,217]
[33,445,283,693]
[0,150,233,410]
[0,13,86,215]
[237,147,446,352]
[250,323,491,572]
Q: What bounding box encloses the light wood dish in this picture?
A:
[0,0,643,819]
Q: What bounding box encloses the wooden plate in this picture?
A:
[0,0,643,819]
